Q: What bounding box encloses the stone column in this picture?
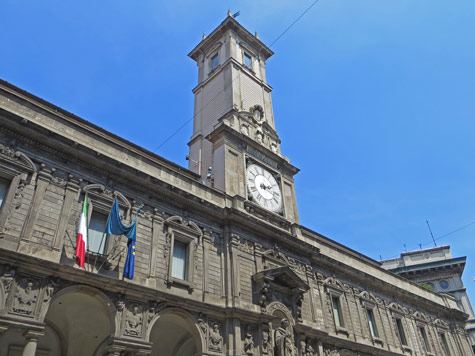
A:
[21,330,44,356]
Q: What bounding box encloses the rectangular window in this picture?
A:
[439,333,451,356]
[88,210,108,254]
[0,176,10,209]
[211,54,219,71]
[171,239,187,280]
[420,327,430,352]
[396,318,407,345]
[244,53,252,69]
[367,308,378,337]
[332,296,344,328]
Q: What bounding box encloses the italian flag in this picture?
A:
[76,195,88,269]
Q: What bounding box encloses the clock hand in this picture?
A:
[260,183,272,191]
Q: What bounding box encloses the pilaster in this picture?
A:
[51,174,80,253]
[18,164,53,251]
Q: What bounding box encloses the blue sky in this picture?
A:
[2,1,475,301]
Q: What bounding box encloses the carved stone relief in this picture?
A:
[259,281,270,307]
[0,265,15,296]
[12,179,26,210]
[197,312,208,335]
[124,304,143,338]
[243,325,255,356]
[304,339,315,356]
[295,294,303,321]
[11,278,38,316]
[115,296,125,333]
[261,323,271,355]
[323,348,340,356]
[274,318,295,356]
[208,320,223,352]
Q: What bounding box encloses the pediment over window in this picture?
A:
[433,318,449,329]
[164,215,203,244]
[262,245,290,268]
[388,302,409,315]
[252,265,309,295]
[358,290,383,305]
[0,144,36,174]
[412,310,429,322]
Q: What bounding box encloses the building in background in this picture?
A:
[382,245,475,351]
[0,13,473,356]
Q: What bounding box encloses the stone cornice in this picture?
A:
[206,121,299,176]
[389,257,466,275]
[188,16,273,61]
[0,80,199,181]
[191,57,273,94]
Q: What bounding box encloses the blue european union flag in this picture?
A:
[123,239,135,279]
[106,197,141,279]
[106,198,138,241]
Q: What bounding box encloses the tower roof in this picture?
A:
[188,15,274,61]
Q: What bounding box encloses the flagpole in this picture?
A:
[97,245,125,273]
[85,194,90,272]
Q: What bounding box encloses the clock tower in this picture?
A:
[188,13,300,223]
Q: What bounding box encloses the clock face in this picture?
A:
[246,164,282,212]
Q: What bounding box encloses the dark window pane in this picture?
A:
[172,240,187,280]
[88,211,108,254]
[244,53,252,68]
[211,54,219,71]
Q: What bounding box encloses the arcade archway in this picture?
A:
[148,309,202,356]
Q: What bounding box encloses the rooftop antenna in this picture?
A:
[426,220,437,247]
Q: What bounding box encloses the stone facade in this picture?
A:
[0,14,473,356]
[381,245,475,351]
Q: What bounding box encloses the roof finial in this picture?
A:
[255,32,259,39]
[202,33,206,40]
[227,9,232,17]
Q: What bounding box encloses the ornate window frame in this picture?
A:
[437,331,452,356]
[417,323,433,355]
[393,314,411,352]
[358,291,384,345]
[0,144,36,238]
[82,184,131,257]
[327,288,348,335]
[164,216,202,291]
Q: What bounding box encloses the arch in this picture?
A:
[83,184,131,208]
[147,307,204,356]
[266,301,295,327]
[40,284,116,322]
[41,284,116,356]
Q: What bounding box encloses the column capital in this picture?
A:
[24,330,44,341]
